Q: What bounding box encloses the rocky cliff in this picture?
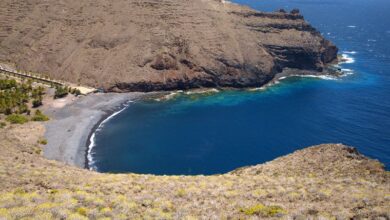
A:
[0,0,337,92]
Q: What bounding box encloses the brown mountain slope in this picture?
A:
[0,0,337,91]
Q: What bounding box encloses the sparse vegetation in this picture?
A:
[0,122,388,219]
[76,207,87,216]
[0,122,6,128]
[0,78,45,115]
[5,114,28,124]
[0,78,51,124]
[38,138,48,145]
[31,110,49,122]
[240,204,286,217]
[176,189,186,197]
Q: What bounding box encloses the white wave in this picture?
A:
[155,91,183,101]
[368,39,377,42]
[341,68,354,76]
[248,87,266,91]
[249,72,340,91]
[184,88,219,95]
[294,74,337,80]
[87,101,133,171]
[101,102,132,125]
[343,51,357,54]
[340,54,355,64]
[87,132,97,171]
[248,80,280,91]
[347,25,356,28]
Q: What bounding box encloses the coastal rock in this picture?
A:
[0,0,338,92]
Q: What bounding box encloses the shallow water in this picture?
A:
[90,0,390,175]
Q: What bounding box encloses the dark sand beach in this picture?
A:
[43,93,146,168]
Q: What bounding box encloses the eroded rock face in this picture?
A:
[0,0,337,92]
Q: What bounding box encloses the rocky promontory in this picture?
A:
[0,0,337,92]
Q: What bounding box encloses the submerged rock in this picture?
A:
[0,0,337,92]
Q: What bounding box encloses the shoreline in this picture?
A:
[85,100,134,170]
[43,92,149,168]
[43,64,347,170]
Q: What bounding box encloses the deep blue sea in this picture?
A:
[89,0,390,175]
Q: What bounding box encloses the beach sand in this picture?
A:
[43,93,146,168]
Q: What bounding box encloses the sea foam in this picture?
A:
[340,54,355,64]
[87,101,133,171]
[343,51,357,54]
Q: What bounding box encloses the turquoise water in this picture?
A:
[90,0,390,175]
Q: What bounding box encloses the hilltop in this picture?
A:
[0,0,337,92]
[0,121,389,219]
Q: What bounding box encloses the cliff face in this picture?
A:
[0,0,337,92]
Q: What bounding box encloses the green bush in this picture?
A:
[54,86,68,99]
[31,110,49,121]
[32,99,43,108]
[6,114,29,124]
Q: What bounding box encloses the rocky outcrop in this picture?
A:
[0,0,337,92]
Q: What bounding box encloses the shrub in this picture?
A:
[74,89,81,96]
[176,189,186,197]
[38,138,48,145]
[17,104,29,114]
[54,86,68,99]
[32,99,43,108]
[76,207,87,216]
[0,122,6,128]
[240,204,286,217]
[32,110,49,121]
[70,88,82,96]
[6,114,29,124]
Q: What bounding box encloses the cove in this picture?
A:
[89,0,390,175]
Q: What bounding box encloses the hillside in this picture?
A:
[0,122,388,219]
[0,0,337,92]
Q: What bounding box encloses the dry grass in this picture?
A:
[0,123,389,219]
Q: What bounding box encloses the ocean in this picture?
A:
[89,0,390,175]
